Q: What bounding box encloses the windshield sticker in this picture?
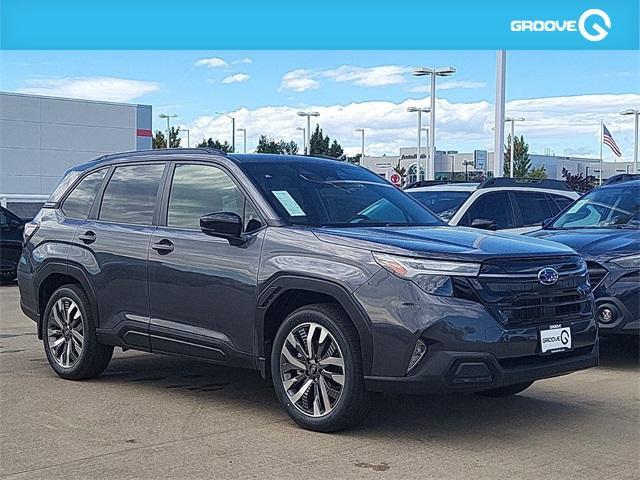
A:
[272,191,306,216]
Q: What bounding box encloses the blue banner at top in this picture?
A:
[1,0,638,50]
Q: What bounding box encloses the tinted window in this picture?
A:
[459,192,514,229]
[512,192,555,227]
[167,164,260,231]
[550,194,574,212]
[408,190,471,221]
[242,161,441,227]
[99,164,165,225]
[61,169,107,219]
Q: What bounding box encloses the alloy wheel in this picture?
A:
[47,297,84,368]
[279,322,345,417]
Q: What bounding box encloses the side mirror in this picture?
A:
[541,217,554,229]
[200,212,243,241]
[471,218,497,231]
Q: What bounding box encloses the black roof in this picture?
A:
[603,173,640,186]
[69,148,342,173]
[478,177,574,192]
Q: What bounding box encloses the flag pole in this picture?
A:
[599,120,603,185]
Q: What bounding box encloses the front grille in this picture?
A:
[469,256,593,326]
[586,261,608,289]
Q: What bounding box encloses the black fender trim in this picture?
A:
[255,274,374,376]
[34,262,99,339]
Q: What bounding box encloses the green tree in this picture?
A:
[152,127,181,149]
[561,167,596,193]
[308,125,344,158]
[255,135,299,154]
[196,137,233,153]
[393,160,407,178]
[503,134,543,178]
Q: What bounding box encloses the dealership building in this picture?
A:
[361,147,635,184]
[0,92,152,215]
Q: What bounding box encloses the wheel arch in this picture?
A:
[255,275,374,377]
[35,263,98,339]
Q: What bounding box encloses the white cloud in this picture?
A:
[222,73,250,84]
[409,80,488,93]
[233,57,253,64]
[186,93,640,160]
[194,57,228,68]
[279,69,320,92]
[17,76,159,102]
[280,65,412,92]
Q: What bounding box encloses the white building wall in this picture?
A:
[0,93,151,195]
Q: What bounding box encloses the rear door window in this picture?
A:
[61,169,107,219]
[99,164,165,225]
[549,194,574,213]
[459,192,515,229]
[512,191,555,227]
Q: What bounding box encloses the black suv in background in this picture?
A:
[18,149,598,432]
[1,206,25,283]
[530,175,640,336]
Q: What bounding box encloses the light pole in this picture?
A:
[421,127,430,153]
[504,117,525,177]
[297,111,320,155]
[215,112,236,152]
[354,128,365,165]
[236,128,247,153]
[621,109,639,174]
[296,127,306,154]
[159,113,177,148]
[413,66,456,180]
[182,128,190,148]
[407,106,431,181]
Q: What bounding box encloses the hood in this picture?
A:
[313,225,576,262]
[529,228,640,260]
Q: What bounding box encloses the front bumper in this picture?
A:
[365,340,598,394]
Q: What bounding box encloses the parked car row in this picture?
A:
[11,148,638,432]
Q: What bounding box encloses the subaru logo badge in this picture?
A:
[538,267,559,285]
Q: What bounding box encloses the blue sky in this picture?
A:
[1,50,638,158]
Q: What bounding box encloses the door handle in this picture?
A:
[151,239,174,254]
[78,231,96,244]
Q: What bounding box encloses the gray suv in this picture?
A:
[18,149,598,431]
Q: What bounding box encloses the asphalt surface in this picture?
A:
[1,282,639,480]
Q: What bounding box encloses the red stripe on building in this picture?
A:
[137,129,153,137]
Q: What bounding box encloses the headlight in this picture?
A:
[609,254,640,269]
[372,252,480,296]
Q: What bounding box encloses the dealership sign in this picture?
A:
[511,9,611,42]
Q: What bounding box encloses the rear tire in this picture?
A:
[271,303,369,432]
[42,285,113,380]
[477,381,534,397]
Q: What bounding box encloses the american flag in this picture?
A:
[603,124,622,157]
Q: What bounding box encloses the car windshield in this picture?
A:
[550,184,640,229]
[242,161,443,227]
[407,190,471,221]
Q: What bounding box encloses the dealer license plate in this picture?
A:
[540,326,572,353]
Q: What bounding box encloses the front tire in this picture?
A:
[271,303,369,432]
[42,285,113,380]
[477,381,534,397]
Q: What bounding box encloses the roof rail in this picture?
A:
[404,180,473,190]
[603,173,640,186]
[478,177,574,192]
[95,147,226,163]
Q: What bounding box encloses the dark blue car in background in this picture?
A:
[530,175,640,336]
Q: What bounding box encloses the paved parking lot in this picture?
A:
[1,283,638,480]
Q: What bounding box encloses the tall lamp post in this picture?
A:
[421,127,430,153]
[413,66,456,180]
[354,128,365,165]
[182,128,190,148]
[296,127,306,154]
[297,111,320,155]
[504,117,525,177]
[407,106,431,181]
[621,109,639,174]
[237,128,247,153]
[215,112,236,152]
[159,113,177,148]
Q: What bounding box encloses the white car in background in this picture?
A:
[405,178,580,234]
